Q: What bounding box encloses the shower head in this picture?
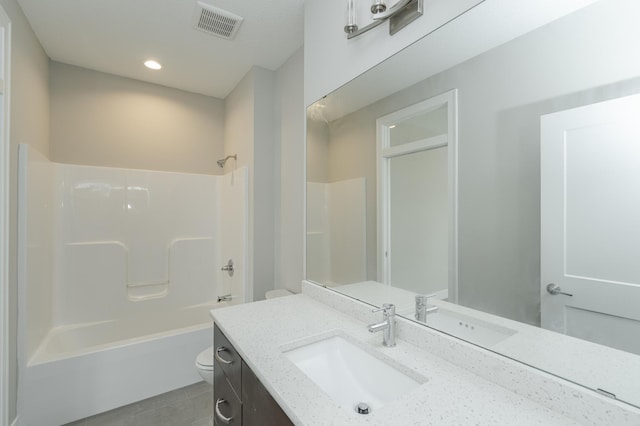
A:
[217,154,237,168]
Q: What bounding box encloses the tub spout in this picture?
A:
[217,294,232,303]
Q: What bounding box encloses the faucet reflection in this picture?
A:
[415,294,439,323]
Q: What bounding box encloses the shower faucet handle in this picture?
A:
[221,259,234,277]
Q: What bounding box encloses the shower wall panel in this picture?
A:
[306,182,330,285]
[217,167,249,303]
[18,145,56,358]
[328,178,367,285]
[306,178,366,287]
[53,165,218,326]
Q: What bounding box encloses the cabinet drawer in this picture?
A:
[214,365,242,425]
[214,324,242,393]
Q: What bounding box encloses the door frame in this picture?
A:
[376,89,458,301]
[0,4,11,426]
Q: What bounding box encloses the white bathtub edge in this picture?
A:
[21,326,210,426]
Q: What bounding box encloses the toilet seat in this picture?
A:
[196,347,214,371]
[265,289,293,299]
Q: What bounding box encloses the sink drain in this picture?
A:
[356,402,371,415]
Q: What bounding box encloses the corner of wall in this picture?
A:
[1,0,51,421]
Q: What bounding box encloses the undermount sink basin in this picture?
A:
[283,334,425,413]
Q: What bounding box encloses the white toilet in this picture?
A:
[195,289,294,384]
[195,346,215,384]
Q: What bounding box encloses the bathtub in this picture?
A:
[17,149,249,425]
[20,302,227,426]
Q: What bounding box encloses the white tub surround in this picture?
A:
[17,145,249,425]
[210,292,640,425]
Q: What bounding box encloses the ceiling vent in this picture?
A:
[192,2,243,40]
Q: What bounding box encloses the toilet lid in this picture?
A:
[196,347,214,369]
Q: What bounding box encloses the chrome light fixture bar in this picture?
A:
[345,0,423,39]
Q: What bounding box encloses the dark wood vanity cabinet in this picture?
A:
[213,324,242,425]
[241,361,293,426]
[213,324,293,426]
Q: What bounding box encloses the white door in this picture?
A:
[541,93,640,355]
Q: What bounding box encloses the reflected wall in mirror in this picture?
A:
[306,0,640,408]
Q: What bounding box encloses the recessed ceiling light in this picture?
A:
[144,60,162,70]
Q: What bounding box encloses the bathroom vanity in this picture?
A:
[210,286,640,425]
[213,324,293,425]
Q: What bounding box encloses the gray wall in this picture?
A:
[251,67,276,301]
[274,48,305,294]
[224,66,277,301]
[307,0,640,325]
[0,0,50,422]
[50,62,225,174]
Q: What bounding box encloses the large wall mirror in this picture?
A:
[305,0,640,408]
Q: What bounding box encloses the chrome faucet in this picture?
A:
[368,303,396,347]
[415,294,439,323]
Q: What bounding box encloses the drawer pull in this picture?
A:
[215,346,233,364]
[215,398,233,424]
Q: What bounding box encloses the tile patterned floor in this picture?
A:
[64,381,213,426]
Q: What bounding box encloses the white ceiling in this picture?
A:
[17,0,304,98]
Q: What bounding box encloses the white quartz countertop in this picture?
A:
[210,294,582,426]
[332,280,640,406]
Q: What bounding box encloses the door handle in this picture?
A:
[546,283,573,297]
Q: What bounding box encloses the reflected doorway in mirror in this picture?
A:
[376,89,459,302]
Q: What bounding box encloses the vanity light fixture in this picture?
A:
[344,0,423,39]
[144,60,162,70]
[371,0,387,14]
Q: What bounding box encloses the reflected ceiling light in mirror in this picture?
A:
[345,0,423,39]
[308,97,328,123]
[144,60,162,70]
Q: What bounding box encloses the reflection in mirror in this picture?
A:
[306,0,640,408]
[376,91,457,302]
